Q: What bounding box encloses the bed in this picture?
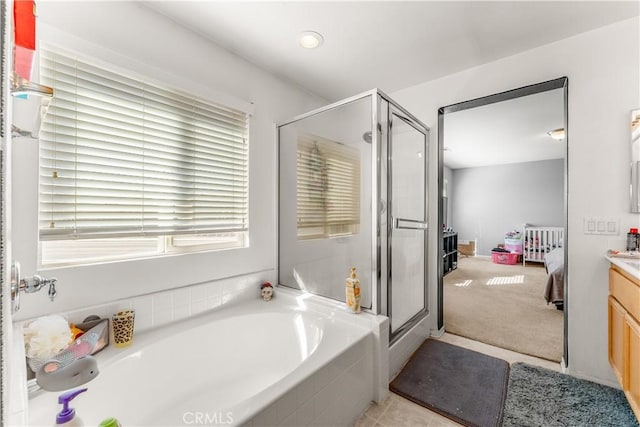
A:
[543,247,565,310]
[523,226,565,309]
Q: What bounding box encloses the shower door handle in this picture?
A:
[393,217,427,230]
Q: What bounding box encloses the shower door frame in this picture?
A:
[277,90,381,315]
[276,88,430,343]
[385,102,430,344]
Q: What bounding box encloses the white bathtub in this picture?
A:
[26,288,388,426]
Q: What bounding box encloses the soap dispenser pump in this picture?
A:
[55,387,88,426]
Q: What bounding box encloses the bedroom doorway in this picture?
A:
[437,77,569,365]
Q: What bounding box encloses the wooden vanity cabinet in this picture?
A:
[608,264,640,421]
[609,295,626,385]
[628,314,640,418]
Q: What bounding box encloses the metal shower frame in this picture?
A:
[277,88,430,343]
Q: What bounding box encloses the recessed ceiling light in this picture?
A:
[299,31,324,49]
[547,128,565,141]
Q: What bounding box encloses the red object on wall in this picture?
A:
[14,0,35,49]
[13,0,36,80]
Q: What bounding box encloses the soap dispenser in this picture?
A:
[345,267,361,314]
[55,388,87,426]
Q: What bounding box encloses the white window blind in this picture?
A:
[296,134,360,239]
[38,49,249,242]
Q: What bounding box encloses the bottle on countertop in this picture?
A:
[346,267,361,314]
[55,388,87,426]
[627,228,639,252]
[99,418,122,427]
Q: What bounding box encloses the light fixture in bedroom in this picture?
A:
[547,128,565,141]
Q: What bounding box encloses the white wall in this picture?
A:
[392,17,640,385]
[451,159,564,256]
[11,1,324,321]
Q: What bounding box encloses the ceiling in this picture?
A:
[145,1,638,101]
[143,1,636,170]
[443,88,565,169]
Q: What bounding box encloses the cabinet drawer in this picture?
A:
[610,267,640,320]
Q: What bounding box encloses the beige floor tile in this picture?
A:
[362,393,394,421]
[423,411,462,427]
[392,395,462,427]
[354,414,378,427]
[355,392,464,427]
[377,395,436,427]
[438,332,561,371]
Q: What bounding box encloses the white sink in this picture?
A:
[622,259,640,272]
[607,253,640,278]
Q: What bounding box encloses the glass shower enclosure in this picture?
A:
[277,89,429,342]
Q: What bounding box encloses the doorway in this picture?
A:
[437,77,569,364]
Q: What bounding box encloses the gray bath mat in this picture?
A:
[503,363,639,426]
[390,339,509,427]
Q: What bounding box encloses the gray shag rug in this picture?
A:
[503,363,639,427]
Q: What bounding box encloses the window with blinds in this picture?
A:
[296,134,360,240]
[38,48,249,266]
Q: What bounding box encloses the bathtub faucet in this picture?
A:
[11,261,58,313]
[22,275,58,299]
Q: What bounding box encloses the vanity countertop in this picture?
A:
[607,254,640,279]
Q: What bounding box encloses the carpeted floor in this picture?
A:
[503,363,639,426]
[444,256,563,362]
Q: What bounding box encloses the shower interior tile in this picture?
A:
[131,296,153,332]
[152,305,173,327]
[222,277,242,295]
[173,304,190,321]
[172,287,191,306]
[221,293,235,305]
[206,295,221,310]
[190,283,208,302]
[152,291,173,311]
[191,299,207,315]
[206,280,223,298]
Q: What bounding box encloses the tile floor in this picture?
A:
[354,333,562,426]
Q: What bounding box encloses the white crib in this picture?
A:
[523,226,564,266]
